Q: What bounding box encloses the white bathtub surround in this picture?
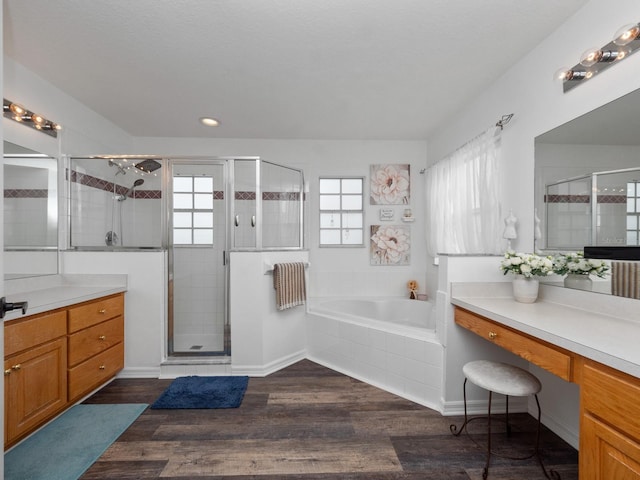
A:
[306,297,443,411]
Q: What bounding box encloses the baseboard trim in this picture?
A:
[232,350,307,377]
[118,367,161,378]
[441,397,529,416]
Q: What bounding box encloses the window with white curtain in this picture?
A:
[425,128,503,256]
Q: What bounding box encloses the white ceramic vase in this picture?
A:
[564,273,593,291]
[512,276,539,303]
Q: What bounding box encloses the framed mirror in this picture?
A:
[534,89,640,298]
[3,141,59,278]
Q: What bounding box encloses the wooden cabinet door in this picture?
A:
[4,337,67,446]
[581,413,640,479]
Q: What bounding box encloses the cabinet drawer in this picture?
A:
[454,307,573,381]
[583,360,640,444]
[5,310,67,357]
[68,342,124,401]
[68,316,124,367]
[68,294,124,333]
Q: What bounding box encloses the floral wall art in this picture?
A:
[370,224,411,265]
[370,164,410,205]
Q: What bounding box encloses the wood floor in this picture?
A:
[80,359,578,479]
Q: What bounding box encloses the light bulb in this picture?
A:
[31,113,45,125]
[613,23,640,46]
[9,103,25,115]
[580,48,602,67]
[554,67,572,81]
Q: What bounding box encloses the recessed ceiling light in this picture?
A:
[200,117,220,127]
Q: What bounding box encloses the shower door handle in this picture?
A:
[251,215,256,227]
[234,215,239,227]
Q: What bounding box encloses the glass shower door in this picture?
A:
[169,161,228,356]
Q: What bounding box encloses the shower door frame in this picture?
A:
[167,158,235,358]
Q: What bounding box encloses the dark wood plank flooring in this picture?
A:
[81,359,578,479]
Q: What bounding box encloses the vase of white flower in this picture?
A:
[563,273,593,290]
[500,250,554,303]
[552,252,609,291]
[511,275,540,303]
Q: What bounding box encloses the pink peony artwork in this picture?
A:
[370,224,411,265]
[370,164,410,205]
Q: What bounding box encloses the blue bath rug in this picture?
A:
[151,375,249,409]
[4,403,147,480]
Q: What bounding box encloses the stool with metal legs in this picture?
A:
[449,360,560,480]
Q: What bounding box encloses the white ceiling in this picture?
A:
[3,0,589,140]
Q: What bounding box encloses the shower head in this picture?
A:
[134,159,161,173]
[119,178,145,201]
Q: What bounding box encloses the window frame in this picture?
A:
[172,174,215,246]
[318,176,365,247]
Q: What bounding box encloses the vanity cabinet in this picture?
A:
[4,293,125,448]
[67,295,124,401]
[453,306,640,480]
[580,360,640,479]
[4,310,68,447]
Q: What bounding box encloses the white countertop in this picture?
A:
[3,274,127,321]
[451,282,640,379]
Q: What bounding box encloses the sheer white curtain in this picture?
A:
[425,127,503,256]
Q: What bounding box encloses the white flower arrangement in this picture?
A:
[552,252,609,278]
[500,250,554,278]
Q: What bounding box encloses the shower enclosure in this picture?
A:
[544,167,640,249]
[69,156,305,359]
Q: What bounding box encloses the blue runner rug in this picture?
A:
[5,403,147,480]
[151,375,249,409]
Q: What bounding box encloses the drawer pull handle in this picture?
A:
[488,331,498,340]
[99,365,106,370]
[12,364,21,371]
[99,335,106,341]
[4,369,12,376]
[98,309,107,314]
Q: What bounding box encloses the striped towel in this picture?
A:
[273,262,306,311]
[611,261,640,300]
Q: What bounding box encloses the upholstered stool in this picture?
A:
[449,360,559,480]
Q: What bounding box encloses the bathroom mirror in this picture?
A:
[534,88,640,297]
[3,141,59,278]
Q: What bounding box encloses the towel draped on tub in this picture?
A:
[273,262,306,310]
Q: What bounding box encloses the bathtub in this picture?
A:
[309,297,436,339]
[306,297,443,410]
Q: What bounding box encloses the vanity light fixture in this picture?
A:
[2,98,61,137]
[557,21,640,93]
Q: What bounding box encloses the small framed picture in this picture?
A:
[379,208,394,221]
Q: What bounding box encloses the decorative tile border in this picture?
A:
[545,194,626,204]
[68,169,162,199]
[4,189,48,198]
[12,171,303,202]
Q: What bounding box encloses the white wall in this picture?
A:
[61,251,166,377]
[3,57,133,156]
[229,250,309,375]
[133,137,429,299]
[428,0,640,449]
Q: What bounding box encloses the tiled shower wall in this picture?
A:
[69,160,163,248]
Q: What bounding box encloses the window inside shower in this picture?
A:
[69,157,163,248]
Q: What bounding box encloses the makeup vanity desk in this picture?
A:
[451,283,640,480]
